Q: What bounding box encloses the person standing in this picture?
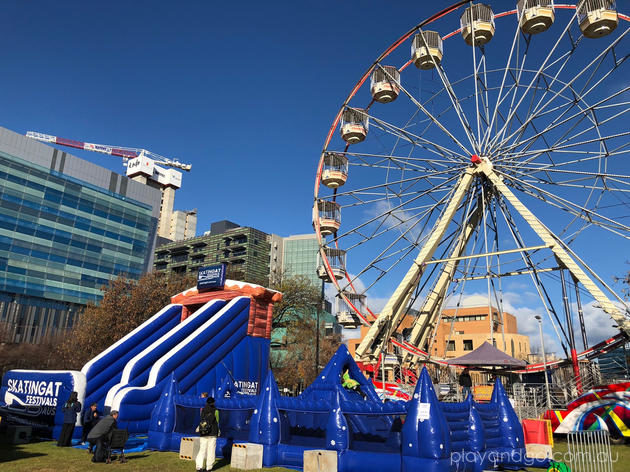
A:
[459,368,473,399]
[87,410,119,463]
[57,391,81,447]
[196,397,219,472]
[82,403,100,452]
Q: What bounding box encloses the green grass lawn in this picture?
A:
[0,439,293,472]
[2,436,630,471]
[546,439,630,472]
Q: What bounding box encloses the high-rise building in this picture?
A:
[0,127,161,343]
[168,209,197,242]
[154,221,271,285]
[276,233,338,337]
[280,234,321,287]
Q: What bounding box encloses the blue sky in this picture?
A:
[2,1,629,355]
[0,0,445,237]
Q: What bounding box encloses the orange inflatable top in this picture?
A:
[170,279,283,305]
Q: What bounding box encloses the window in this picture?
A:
[463,340,473,351]
[446,340,456,351]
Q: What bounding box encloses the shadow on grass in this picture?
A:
[214,457,229,468]
[116,453,151,461]
[0,444,47,463]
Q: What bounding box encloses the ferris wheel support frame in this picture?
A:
[356,158,630,366]
[355,167,477,361]
[400,204,483,366]
[479,159,630,333]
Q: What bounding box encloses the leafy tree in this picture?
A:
[272,316,341,391]
[56,272,195,369]
[270,274,322,329]
[268,274,341,391]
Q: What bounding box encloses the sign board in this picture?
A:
[418,402,431,422]
[234,380,259,396]
[0,370,86,430]
[473,385,494,402]
[197,264,226,292]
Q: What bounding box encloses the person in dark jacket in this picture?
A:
[196,397,219,472]
[87,410,118,463]
[459,368,473,399]
[57,391,82,447]
[81,403,100,452]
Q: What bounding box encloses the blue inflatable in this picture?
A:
[0,282,551,470]
[0,283,274,441]
[146,344,550,471]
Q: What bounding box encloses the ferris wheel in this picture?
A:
[313,0,630,375]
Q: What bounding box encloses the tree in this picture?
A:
[0,325,64,377]
[272,316,341,391]
[270,274,321,330]
[56,271,195,369]
[268,274,341,391]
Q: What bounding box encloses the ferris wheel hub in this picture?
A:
[470,155,492,170]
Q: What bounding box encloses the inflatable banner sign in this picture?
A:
[197,264,226,292]
[0,370,86,430]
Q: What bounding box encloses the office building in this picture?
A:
[0,127,161,343]
[432,307,531,361]
[154,220,271,285]
[168,209,197,242]
[280,234,321,287]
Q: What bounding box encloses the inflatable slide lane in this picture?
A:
[112,295,270,434]
[81,304,183,411]
[103,299,228,409]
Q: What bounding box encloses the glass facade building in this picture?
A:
[0,127,161,343]
[282,234,320,287]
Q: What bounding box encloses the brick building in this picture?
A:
[347,306,530,362]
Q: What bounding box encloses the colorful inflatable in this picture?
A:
[544,382,630,441]
[1,278,551,470]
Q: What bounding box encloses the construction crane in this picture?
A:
[25,131,192,172]
[25,130,195,240]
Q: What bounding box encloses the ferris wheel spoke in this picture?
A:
[415,29,477,153]
[502,156,630,181]
[375,65,473,157]
[500,80,627,162]
[482,14,524,152]
[498,170,630,237]
[344,151,453,170]
[471,34,482,147]
[488,9,580,152]
[496,103,630,168]
[496,89,630,165]
[362,110,469,162]
[343,196,459,292]
[501,164,630,194]
[330,167,463,201]
[494,29,630,155]
[508,130,630,157]
[330,177,460,248]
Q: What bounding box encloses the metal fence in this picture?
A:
[567,430,613,472]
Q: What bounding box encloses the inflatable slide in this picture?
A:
[0,279,280,440]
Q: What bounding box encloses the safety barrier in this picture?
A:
[567,430,613,472]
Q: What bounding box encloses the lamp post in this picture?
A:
[535,315,552,410]
[316,279,325,375]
